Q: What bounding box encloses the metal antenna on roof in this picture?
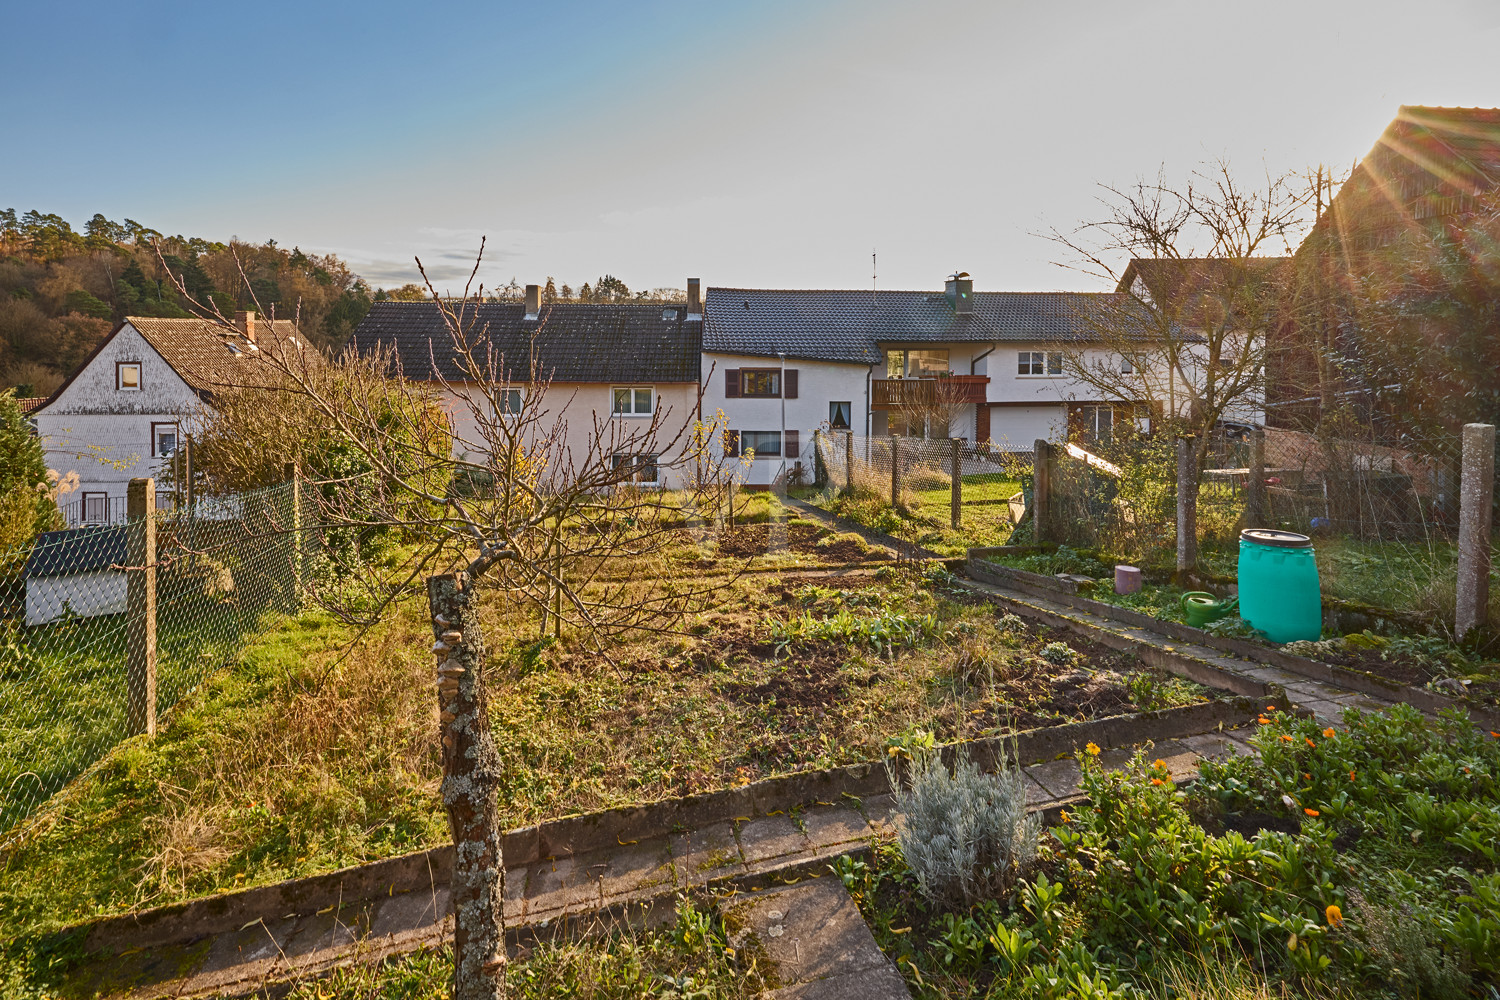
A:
[872,249,877,306]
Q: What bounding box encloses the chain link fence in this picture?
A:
[0,479,315,842]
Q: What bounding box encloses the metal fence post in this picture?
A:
[126,477,157,737]
[1247,427,1266,527]
[1456,422,1495,640]
[844,430,855,495]
[1033,439,1051,543]
[890,435,901,509]
[950,437,962,530]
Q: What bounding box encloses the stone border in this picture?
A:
[967,557,1500,731]
[75,697,1263,957]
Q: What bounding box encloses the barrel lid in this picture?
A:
[1240,528,1312,548]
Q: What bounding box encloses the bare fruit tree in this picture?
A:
[1045,161,1313,577]
[154,241,744,1000]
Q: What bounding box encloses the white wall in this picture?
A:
[988,405,1067,449]
[31,323,205,517]
[701,354,870,486]
[26,571,127,625]
[439,380,705,489]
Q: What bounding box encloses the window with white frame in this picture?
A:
[153,422,179,457]
[884,349,949,378]
[1017,351,1062,376]
[612,386,654,415]
[496,388,523,415]
[117,362,142,390]
[610,453,659,484]
[1120,353,1141,376]
[83,492,109,523]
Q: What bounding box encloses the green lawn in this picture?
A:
[807,473,1023,556]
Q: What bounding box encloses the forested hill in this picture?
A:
[0,210,373,398]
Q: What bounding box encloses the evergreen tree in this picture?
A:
[543,276,557,303]
[0,389,60,547]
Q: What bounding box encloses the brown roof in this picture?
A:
[126,315,307,395]
[16,397,47,414]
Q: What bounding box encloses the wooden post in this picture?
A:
[1246,427,1266,527]
[126,478,157,737]
[950,437,962,530]
[1456,423,1495,640]
[1176,435,1199,582]
[1033,439,1051,543]
[428,573,506,1000]
[891,435,904,510]
[844,430,854,495]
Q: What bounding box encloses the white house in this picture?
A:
[29,312,301,524]
[701,275,1165,485]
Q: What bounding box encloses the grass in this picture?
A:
[804,472,1022,556]
[842,703,1500,998]
[0,564,1207,950]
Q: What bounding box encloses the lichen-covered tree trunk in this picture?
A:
[427,572,505,1000]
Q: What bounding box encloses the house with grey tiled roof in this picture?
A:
[349,283,706,488]
[30,312,303,523]
[701,274,1164,484]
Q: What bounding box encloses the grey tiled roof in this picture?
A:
[349,301,701,383]
[25,526,127,578]
[702,288,1144,364]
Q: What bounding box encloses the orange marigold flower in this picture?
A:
[1326,904,1344,928]
[1304,808,1320,817]
[1491,731,1499,739]
[1306,737,1317,748]
[1153,759,1167,769]
[1350,770,1357,781]
[1279,734,1294,742]
[1151,778,1165,786]
[1258,717,1271,725]
[1322,728,1336,738]
[1266,705,1278,712]
[1085,742,1101,756]
[1304,773,1312,781]
[1060,810,1070,823]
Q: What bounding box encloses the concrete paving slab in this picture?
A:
[857,793,898,838]
[1026,758,1082,799]
[725,879,894,987]
[671,820,744,886]
[764,963,913,998]
[1021,772,1053,807]
[801,804,872,851]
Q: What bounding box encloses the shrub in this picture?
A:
[887,745,1041,908]
[1040,641,1080,667]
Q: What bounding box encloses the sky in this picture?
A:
[5,0,1500,295]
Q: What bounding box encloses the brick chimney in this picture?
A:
[687,278,702,320]
[236,310,257,343]
[523,284,541,321]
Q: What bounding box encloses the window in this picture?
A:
[740,431,782,457]
[1017,351,1062,376]
[612,386,654,415]
[1120,353,1138,375]
[152,422,179,458]
[741,370,781,398]
[829,401,852,430]
[884,349,949,378]
[497,388,523,415]
[83,492,109,524]
[611,453,659,484]
[117,362,141,390]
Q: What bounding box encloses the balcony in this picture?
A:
[871,375,989,409]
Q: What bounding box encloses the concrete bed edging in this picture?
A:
[75,696,1264,958]
[966,557,1500,732]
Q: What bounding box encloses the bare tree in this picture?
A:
[1046,161,1313,576]
[155,241,746,1000]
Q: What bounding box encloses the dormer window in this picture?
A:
[117,362,142,390]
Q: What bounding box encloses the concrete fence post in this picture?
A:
[950,437,962,530]
[1033,439,1051,543]
[844,430,855,495]
[1247,427,1266,527]
[285,463,302,606]
[126,477,157,737]
[890,435,901,509]
[1456,422,1495,641]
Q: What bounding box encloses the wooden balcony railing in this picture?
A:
[871,375,989,409]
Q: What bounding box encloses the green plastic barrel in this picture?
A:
[1237,529,1322,643]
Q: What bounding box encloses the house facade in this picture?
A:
[702,276,1161,485]
[30,312,294,524]
[349,286,704,489]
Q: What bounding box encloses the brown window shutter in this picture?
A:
[725,369,740,398]
[784,369,798,399]
[784,429,800,458]
[725,430,740,457]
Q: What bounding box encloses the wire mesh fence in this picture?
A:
[0,479,314,842]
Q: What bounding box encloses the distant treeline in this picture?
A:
[378,274,687,304]
[0,209,373,398]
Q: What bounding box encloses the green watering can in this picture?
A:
[1180,592,1239,629]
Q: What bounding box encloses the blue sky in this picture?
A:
[5,0,1500,293]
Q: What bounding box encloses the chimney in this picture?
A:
[686,278,702,320]
[945,272,973,315]
[236,310,257,342]
[523,284,541,321]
